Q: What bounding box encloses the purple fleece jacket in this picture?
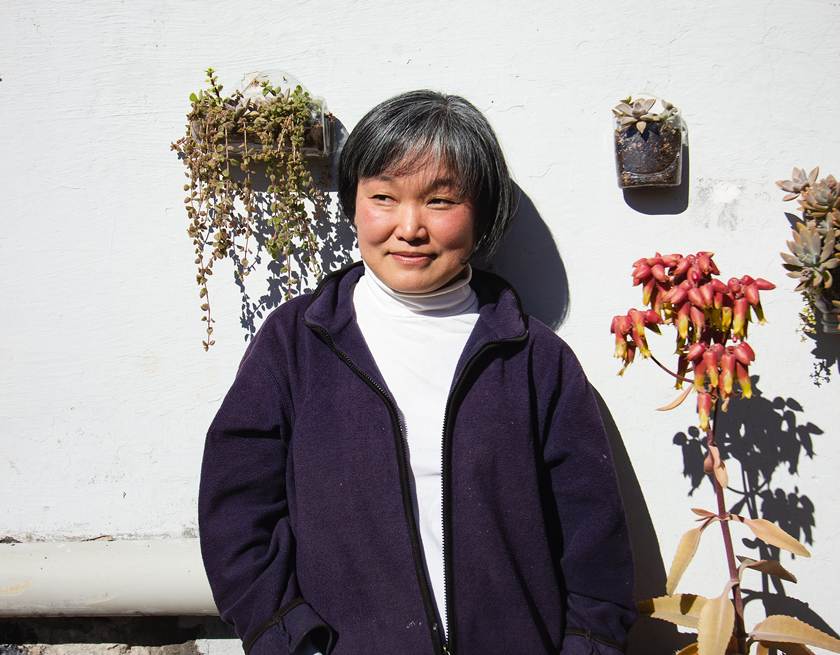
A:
[199,263,637,655]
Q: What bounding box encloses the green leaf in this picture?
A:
[190,93,198,102]
[697,593,734,655]
[638,594,708,629]
[751,616,840,653]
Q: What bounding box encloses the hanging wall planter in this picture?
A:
[613,96,683,189]
[171,68,333,350]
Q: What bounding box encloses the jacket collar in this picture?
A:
[303,262,529,387]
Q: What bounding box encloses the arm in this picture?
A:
[540,346,637,654]
[199,332,336,655]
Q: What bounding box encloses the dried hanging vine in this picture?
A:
[171,68,327,349]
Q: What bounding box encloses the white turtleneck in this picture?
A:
[352,265,480,637]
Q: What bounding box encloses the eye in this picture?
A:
[429,197,456,206]
[372,193,394,202]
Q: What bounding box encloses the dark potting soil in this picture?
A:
[615,122,681,188]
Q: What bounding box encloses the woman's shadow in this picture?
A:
[482,187,687,654]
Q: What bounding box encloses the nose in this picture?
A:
[394,203,428,242]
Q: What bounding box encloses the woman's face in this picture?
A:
[354,162,476,294]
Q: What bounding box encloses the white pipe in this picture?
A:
[0,539,218,617]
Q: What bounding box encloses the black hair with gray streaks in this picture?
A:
[338,89,517,261]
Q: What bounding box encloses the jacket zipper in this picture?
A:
[304,320,446,655]
[438,334,529,655]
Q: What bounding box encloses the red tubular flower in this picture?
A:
[740,275,755,286]
[733,297,749,337]
[728,278,742,294]
[630,328,651,358]
[643,277,656,306]
[690,306,706,332]
[686,341,708,362]
[666,286,688,305]
[677,302,691,340]
[733,342,755,365]
[703,349,720,388]
[745,284,760,306]
[736,361,752,399]
[693,359,707,392]
[651,263,668,283]
[720,352,736,395]
[755,278,776,291]
[688,287,706,308]
[700,283,715,308]
[673,257,691,277]
[697,392,712,431]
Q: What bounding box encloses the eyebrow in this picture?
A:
[368,174,461,194]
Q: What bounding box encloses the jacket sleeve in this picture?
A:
[539,343,638,654]
[198,329,336,655]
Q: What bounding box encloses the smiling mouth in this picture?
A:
[390,252,434,264]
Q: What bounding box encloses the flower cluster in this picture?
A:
[611,252,774,429]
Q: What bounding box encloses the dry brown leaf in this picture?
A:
[666,518,718,594]
[751,616,840,653]
[733,517,811,557]
[638,594,708,629]
[657,385,693,411]
[692,508,717,519]
[759,641,817,655]
[698,593,735,655]
[736,556,798,583]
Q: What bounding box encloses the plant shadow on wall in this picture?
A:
[673,376,836,639]
[230,125,355,341]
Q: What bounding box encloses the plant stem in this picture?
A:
[708,399,747,653]
[650,354,693,384]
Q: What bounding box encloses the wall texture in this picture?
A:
[1,1,838,653]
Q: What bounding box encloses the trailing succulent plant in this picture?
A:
[778,167,840,333]
[613,96,678,135]
[172,68,329,350]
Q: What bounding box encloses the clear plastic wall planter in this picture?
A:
[613,95,684,189]
[189,71,332,159]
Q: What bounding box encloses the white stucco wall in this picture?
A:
[2,1,838,651]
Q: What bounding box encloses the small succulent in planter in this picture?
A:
[613,96,683,189]
[778,167,840,334]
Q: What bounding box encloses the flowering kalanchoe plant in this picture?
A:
[610,253,840,654]
[778,167,840,334]
[611,251,773,425]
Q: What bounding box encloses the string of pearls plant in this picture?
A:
[172,68,329,349]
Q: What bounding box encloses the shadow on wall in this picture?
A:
[234,118,356,340]
[595,392,696,655]
[673,376,838,640]
[478,186,570,330]
[801,322,840,386]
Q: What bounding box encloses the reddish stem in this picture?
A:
[707,399,747,653]
[650,354,694,384]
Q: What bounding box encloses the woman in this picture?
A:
[199,90,637,655]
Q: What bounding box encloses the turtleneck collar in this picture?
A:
[356,264,479,318]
